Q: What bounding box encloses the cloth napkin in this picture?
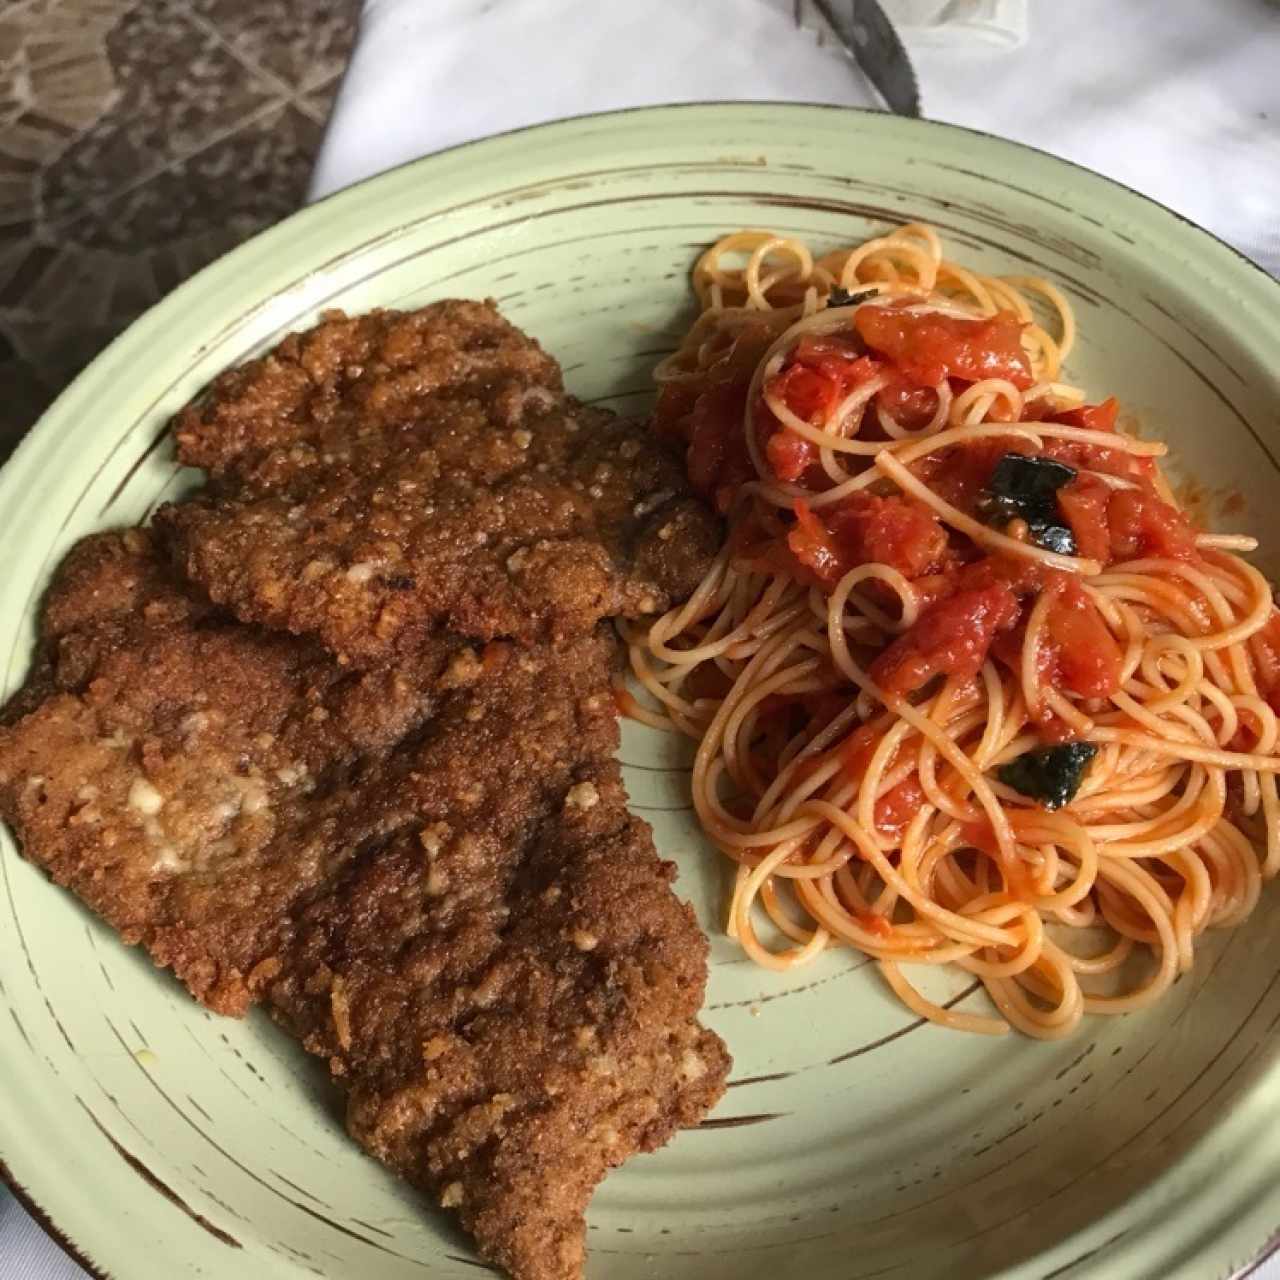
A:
[4,2,1280,1278]
[879,0,1027,47]
[310,0,1280,275]
[309,0,1022,194]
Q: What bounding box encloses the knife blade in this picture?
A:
[813,0,923,118]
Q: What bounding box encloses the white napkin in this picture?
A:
[873,0,1027,47]
[310,0,1027,195]
[310,0,1280,276]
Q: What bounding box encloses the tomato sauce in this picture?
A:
[683,381,754,510]
[1050,396,1119,431]
[788,494,951,588]
[664,297,1207,726]
[1249,610,1280,715]
[759,343,881,485]
[876,368,940,431]
[857,912,895,938]
[855,306,1033,389]
[874,773,926,836]
[870,582,1021,695]
[1106,487,1198,561]
[1037,577,1122,701]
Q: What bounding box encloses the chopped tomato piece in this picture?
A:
[988,620,1025,673]
[1035,400,1150,484]
[1057,474,1112,564]
[1037,437,1143,484]
[1106,488,1198,561]
[788,500,847,587]
[877,367,939,432]
[1050,397,1119,432]
[958,553,1047,597]
[855,306,1033,389]
[1037,714,1081,744]
[1039,577,1122,701]
[769,362,838,423]
[826,493,951,579]
[870,582,1021,695]
[874,773,925,836]
[790,335,877,386]
[732,529,813,585]
[910,437,1031,513]
[764,344,878,425]
[759,349,879,485]
[906,571,960,613]
[961,819,999,857]
[765,427,818,483]
[895,556,1044,640]
[655,315,777,507]
[786,494,951,589]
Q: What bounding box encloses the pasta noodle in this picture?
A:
[626,224,1280,1039]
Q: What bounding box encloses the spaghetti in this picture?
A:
[624,224,1280,1039]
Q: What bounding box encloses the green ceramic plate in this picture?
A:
[3,104,1280,1280]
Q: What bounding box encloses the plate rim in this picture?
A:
[2,99,1279,1280]
[5,99,1280,503]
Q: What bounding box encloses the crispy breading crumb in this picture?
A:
[419,822,450,856]
[128,778,164,815]
[330,976,352,1051]
[680,1049,707,1082]
[564,782,599,811]
[440,648,482,689]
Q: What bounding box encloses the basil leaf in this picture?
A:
[827,287,878,309]
[998,742,1098,811]
[981,452,1079,557]
[988,453,1077,501]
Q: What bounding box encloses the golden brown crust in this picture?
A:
[0,530,456,1013]
[273,744,730,1280]
[0,530,729,1280]
[155,300,720,664]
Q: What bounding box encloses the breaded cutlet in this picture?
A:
[271,699,728,1280]
[0,530,729,1280]
[0,529,450,1014]
[155,300,721,666]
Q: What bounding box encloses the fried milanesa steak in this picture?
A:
[155,300,720,665]
[0,531,729,1280]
